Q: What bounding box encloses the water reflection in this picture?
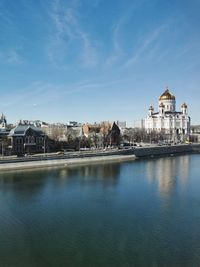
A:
[56,163,120,187]
[0,169,50,199]
[146,155,190,198]
[0,162,121,196]
[178,155,190,187]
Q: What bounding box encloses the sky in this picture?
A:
[0,0,200,126]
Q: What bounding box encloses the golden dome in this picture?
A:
[159,88,175,101]
[181,102,187,108]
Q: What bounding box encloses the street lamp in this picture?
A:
[1,140,4,158]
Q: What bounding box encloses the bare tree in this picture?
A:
[50,127,65,142]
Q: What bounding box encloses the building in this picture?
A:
[8,125,46,155]
[144,88,190,139]
[116,121,126,129]
[134,119,145,129]
[67,121,82,127]
[0,113,7,131]
[82,121,112,138]
[190,125,200,142]
[82,121,121,147]
[191,125,200,134]
[41,123,67,141]
[66,124,83,140]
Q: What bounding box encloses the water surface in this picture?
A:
[0,155,200,267]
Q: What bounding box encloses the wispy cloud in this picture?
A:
[105,21,123,67]
[0,2,26,66]
[105,3,136,67]
[1,80,93,111]
[79,32,98,67]
[47,0,98,68]
[105,0,146,67]
[123,24,167,68]
[1,82,49,108]
[0,2,14,26]
[1,76,136,113]
[0,49,24,65]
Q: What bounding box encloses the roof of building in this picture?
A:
[159,88,175,101]
[8,125,45,136]
[181,102,188,108]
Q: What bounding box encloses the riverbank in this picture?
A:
[0,154,136,171]
[133,143,200,158]
[0,144,200,171]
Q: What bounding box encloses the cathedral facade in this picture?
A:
[144,88,190,137]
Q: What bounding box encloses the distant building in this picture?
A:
[82,121,112,138]
[17,119,48,128]
[0,113,7,131]
[41,123,67,141]
[190,125,200,142]
[110,122,121,146]
[8,125,46,155]
[134,119,145,129]
[191,125,200,134]
[116,121,126,129]
[0,113,11,138]
[66,124,83,140]
[67,121,82,127]
[82,121,120,147]
[144,87,191,139]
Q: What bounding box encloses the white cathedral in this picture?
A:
[144,88,191,137]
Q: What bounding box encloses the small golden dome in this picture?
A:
[159,88,175,101]
[149,105,154,110]
[181,102,187,108]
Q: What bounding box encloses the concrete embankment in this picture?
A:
[133,144,200,158]
[0,155,136,171]
[0,144,200,171]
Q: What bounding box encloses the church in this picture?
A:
[144,88,191,138]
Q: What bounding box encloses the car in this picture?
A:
[184,141,191,144]
[56,151,64,155]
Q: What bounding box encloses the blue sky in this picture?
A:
[0,0,200,125]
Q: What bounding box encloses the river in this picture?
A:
[0,154,200,266]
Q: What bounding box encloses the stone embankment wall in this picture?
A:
[0,155,135,171]
[0,144,200,171]
[133,144,200,158]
